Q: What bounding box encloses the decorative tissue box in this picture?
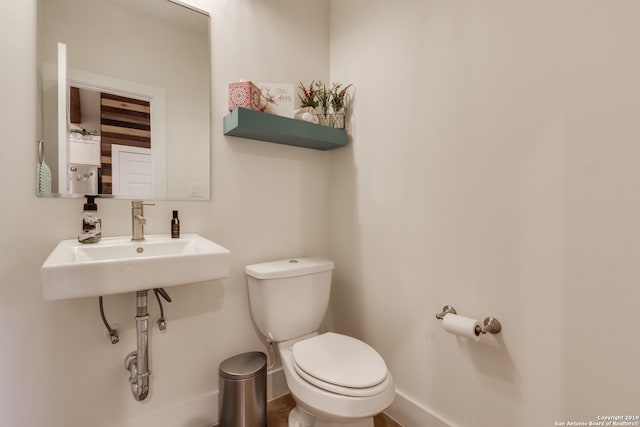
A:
[228,81,262,111]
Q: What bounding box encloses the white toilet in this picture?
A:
[245,257,395,427]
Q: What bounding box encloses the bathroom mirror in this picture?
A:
[36,0,211,200]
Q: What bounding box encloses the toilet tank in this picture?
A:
[245,258,334,342]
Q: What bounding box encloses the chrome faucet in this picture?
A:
[131,200,154,241]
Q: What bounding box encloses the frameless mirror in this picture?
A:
[37,0,211,200]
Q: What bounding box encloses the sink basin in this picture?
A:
[41,234,231,301]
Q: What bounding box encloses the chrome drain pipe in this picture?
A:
[125,290,150,401]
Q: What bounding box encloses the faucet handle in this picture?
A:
[132,200,155,208]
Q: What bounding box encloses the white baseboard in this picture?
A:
[125,372,449,427]
[385,388,452,427]
[127,368,288,427]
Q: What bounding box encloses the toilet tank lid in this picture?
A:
[245,257,334,279]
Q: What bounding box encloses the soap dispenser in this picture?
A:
[79,195,102,244]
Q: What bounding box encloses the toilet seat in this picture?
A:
[292,333,389,397]
[278,334,396,421]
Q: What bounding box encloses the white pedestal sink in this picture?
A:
[41,233,231,301]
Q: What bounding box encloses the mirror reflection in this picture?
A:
[66,85,156,196]
[37,0,211,200]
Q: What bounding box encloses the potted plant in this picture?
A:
[297,81,319,109]
[314,81,332,126]
[330,83,352,128]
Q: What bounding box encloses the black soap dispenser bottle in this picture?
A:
[171,210,180,238]
[79,195,102,244]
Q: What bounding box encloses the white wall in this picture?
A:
[329,1,640,426]
[0,0,329,426]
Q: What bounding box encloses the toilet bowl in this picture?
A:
[278,333,395,427]
[245,258,396,427]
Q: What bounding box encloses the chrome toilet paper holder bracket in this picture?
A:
[435,305,457,319]
[435,305,502,335]
[477,316,502,335]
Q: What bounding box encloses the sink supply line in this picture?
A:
[153,287,172,330]
[98,296,119,344]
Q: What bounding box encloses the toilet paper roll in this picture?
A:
[442,313,480,339]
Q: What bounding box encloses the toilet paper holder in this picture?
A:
[435,305,502,335]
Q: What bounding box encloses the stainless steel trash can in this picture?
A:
[219,351,267,427]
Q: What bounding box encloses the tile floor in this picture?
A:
[214,393,402,427]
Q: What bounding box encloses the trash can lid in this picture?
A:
[219,351,267,380]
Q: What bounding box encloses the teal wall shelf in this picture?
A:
[223,108,347,151]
